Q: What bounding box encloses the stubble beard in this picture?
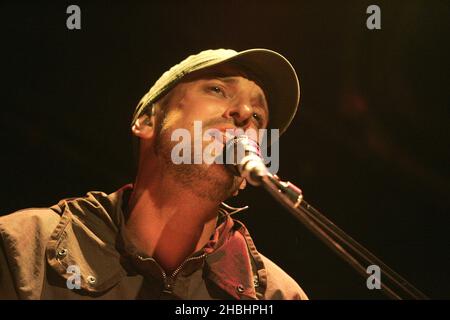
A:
[154,124,241,202]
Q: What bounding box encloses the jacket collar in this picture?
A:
[46,184,262,299]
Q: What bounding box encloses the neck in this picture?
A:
[124,160,221,274]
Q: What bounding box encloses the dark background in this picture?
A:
[1,0,449,299]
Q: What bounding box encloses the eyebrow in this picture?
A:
[215,76,238,84]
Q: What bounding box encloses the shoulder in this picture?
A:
[0,207,62,241]
[259,252,309,300]
[0,187,124,258]
[0,206,62,265]
[0,207,62,299]
[0,185,125,240]
[0,187,125,299]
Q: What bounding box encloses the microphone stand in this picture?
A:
[226,135,428,299]
[256,173,429,300]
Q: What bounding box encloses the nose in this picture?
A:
[223,100,254,129]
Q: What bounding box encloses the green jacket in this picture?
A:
[0,184,308,300]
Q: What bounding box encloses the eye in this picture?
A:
[207,85,226,97]
[252,112,264,126]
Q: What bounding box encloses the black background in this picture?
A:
[1,0,449,299]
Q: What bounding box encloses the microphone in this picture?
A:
[224,135,269,186]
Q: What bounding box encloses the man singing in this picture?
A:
[0,48,308,300]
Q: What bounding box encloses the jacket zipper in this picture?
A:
[138,253,207,294]
[162,253,207,294]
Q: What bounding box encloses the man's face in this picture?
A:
[152,64,269,202]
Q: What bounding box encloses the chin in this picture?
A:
[203,163,240,196]
[209,162,235,179]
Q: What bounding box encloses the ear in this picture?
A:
[131,113,154,139]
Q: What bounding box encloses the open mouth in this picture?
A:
[204,127,248,146]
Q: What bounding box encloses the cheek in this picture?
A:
[160,109,185,132]
[178,96,226,123]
